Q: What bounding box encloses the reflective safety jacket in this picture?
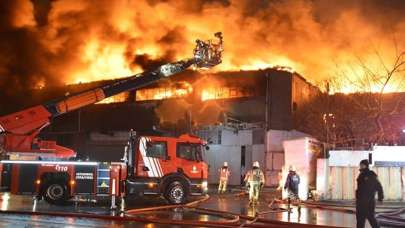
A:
[219,167,230,181]
[244,168,265,184]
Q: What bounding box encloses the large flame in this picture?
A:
[3,0,405,94]
[72,40,139,84]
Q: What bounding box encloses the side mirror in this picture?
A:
[205,146,210,151]
[166,156,171,160]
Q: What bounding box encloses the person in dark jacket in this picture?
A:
[284,165,300,199]
[284,165,301,212]
[356,159,384,228]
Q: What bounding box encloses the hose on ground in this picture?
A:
[0,195,343,227]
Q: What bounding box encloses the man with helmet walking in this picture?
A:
[218,162,230,194]
[284,165,300,199]
[284,165,301,211]
[244,161,265,205]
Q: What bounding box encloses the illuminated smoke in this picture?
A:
[1,0,405,94]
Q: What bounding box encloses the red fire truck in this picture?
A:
[0,131,208,205]
[0,33,223,205]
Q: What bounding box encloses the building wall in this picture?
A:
[291,74,320,112]
[197,126,264,185]
[267,70,293,130]
[199,127,311,187]
[265,129,309,186]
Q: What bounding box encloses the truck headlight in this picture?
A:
[202,181,208,191]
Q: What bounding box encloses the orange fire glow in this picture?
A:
[201,86,254,101]
[278,166,289,199]
[96,92,129,104]
[136,82,193,101]
[71,40,140,84]
[134,80,254,102]
[11,0,404,94]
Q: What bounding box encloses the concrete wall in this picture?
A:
[199,127,312,187]
[265,130,309,186]
[198,127,264,185]
[373,146,405,165]
[328,150,370,167]
[205,145,243,185]
[329,146,405,167]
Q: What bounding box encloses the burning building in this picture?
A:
[3,68,319,186]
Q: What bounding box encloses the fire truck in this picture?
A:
[0,33,223,205]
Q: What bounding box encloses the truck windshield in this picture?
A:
[177,143,203,161]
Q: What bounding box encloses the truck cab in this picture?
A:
[126,134,208,204]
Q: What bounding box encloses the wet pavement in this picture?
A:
[0,189,400,227]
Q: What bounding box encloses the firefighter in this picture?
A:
[356,159,384,228]
[244,161,265,205]
[218,162,230,194]
[284,165,301,211]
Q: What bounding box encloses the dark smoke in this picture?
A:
[0,1,57,96]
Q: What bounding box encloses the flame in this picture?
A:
[238,58,297,73]
[329,55,405,94]
[96,92,129,104]
[34,78,46,90]
[201,89,216,101]
[7,0,404,94]
[278,166,289,199]
[201,85,255,101]
[134,79,255,102]
[136,82,193,101]
[338,83,400,94]
[70,40,139,84]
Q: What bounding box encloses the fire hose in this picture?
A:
[376,208,405,227]
[275,198,405,227]
[0,195,343,227]
[274,199,357,214]
[193,206,338,228]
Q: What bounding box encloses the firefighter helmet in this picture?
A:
[289,165,296,172]
[223,161,228,167]
[253,161,260,168]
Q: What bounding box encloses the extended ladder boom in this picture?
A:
[0,33,223,159]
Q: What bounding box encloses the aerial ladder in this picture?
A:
[0,32,223,160]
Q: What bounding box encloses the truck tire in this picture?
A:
[44,182,68,205]
[164,181,187,204]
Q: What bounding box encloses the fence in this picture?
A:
[327,166,405,201]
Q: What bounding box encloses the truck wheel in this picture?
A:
[44,183,68,205]
[164,181,187,204]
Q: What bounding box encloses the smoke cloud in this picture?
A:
[1,0,405,95]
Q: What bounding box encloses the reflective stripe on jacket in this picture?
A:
[219,167,230,181]
[244,168,265,183]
